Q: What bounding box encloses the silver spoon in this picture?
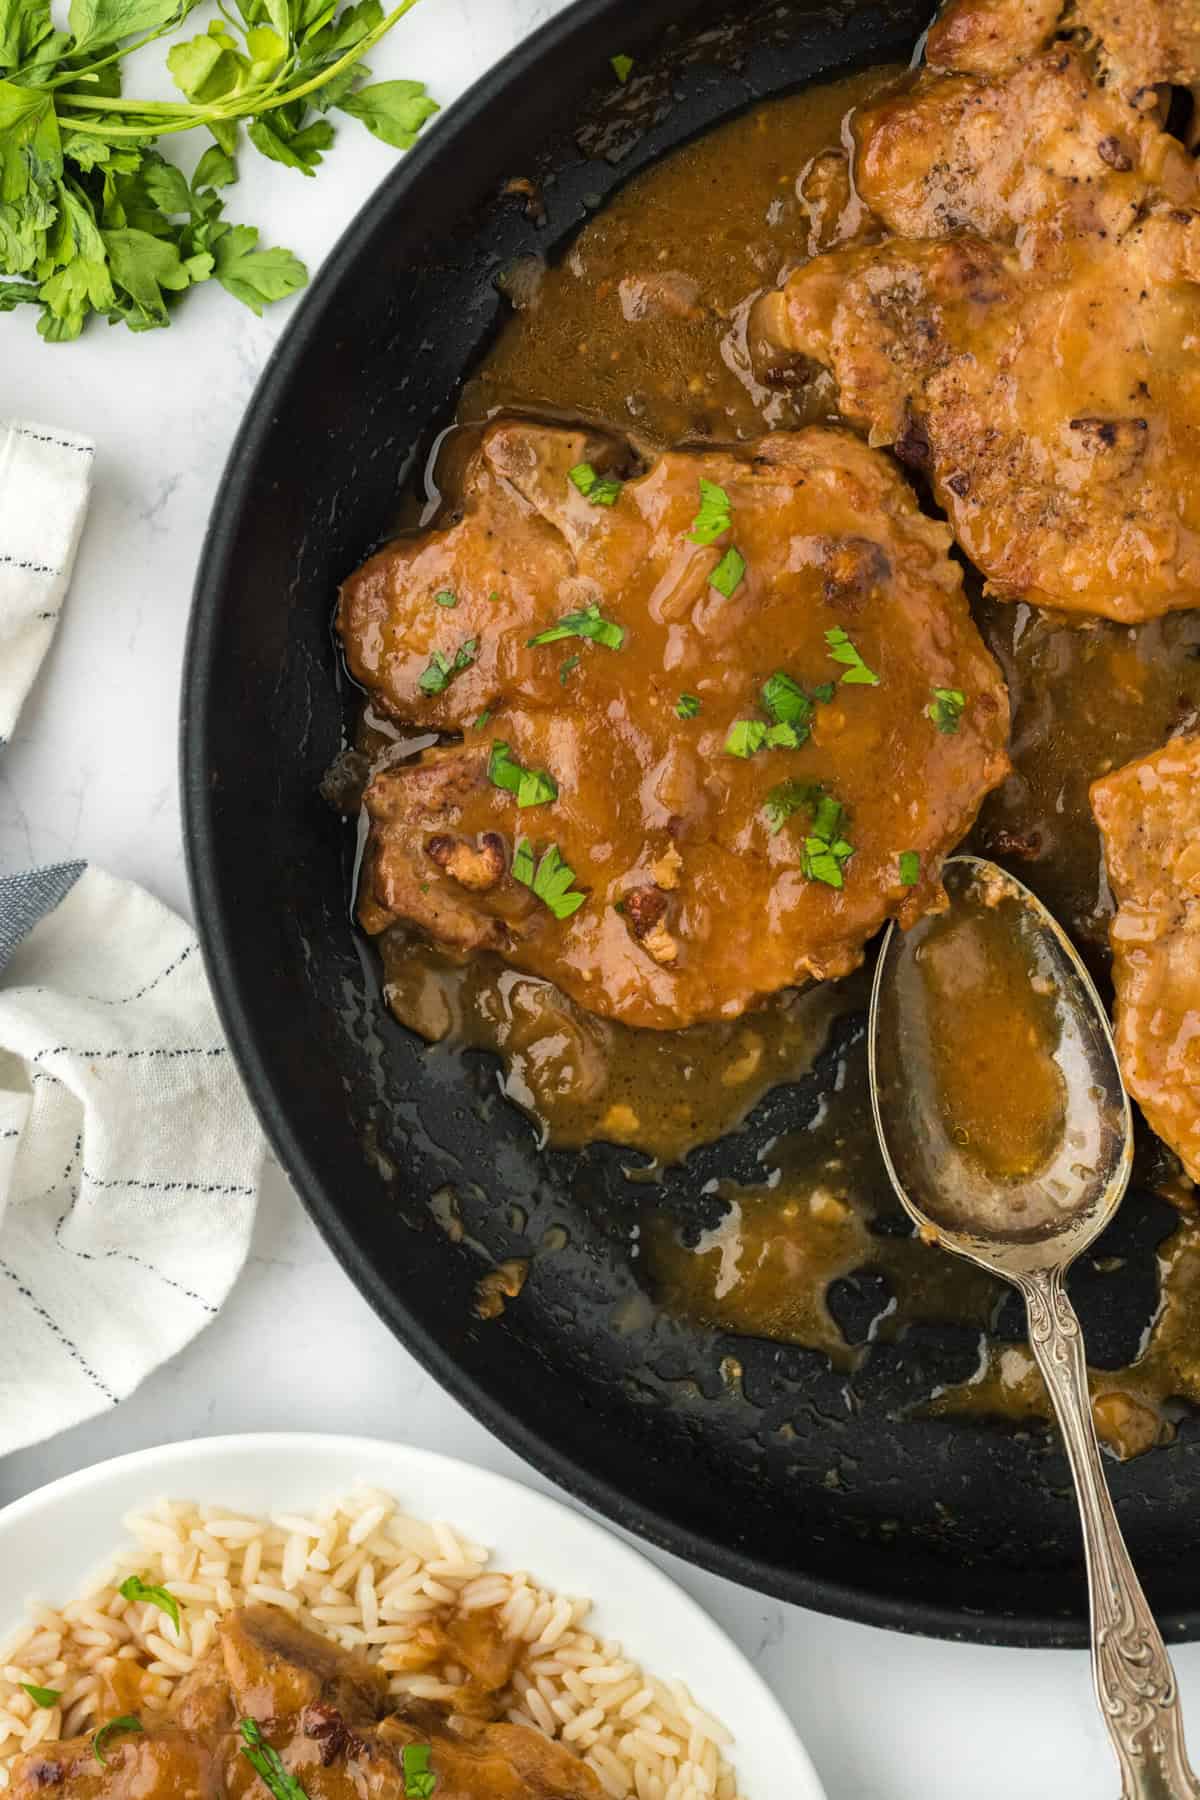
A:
[868,853,1200,1800]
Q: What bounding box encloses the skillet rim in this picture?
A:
[182,0,1174,1651]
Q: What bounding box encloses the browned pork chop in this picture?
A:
[1091,736,1200,1185]
[852,41,1196,244]
[11,1608,602,1800]
[751,212,1200,622]
[926,0,1200,92]
[339,419,1010,1031]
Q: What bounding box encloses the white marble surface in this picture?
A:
[2,2,1195,1794]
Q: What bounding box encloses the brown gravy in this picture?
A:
[364,68,1200,1457]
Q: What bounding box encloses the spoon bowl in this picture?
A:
[869,854,1133,1278]
[869,854,1198,1800]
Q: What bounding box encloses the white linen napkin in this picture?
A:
[0,420,263,1454]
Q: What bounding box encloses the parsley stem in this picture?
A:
[45,10,190,90]
[57,0,422,135]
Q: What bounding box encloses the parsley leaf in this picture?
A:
[801,793,855,888]
[899,850,920,887]
[434,589,457,608]
[512,838,587,919]
[689,478,731,545]
[725,713,803,758]
[0,0,435,340]
[761,669,818,743]
[559,653,579,684]
[675,692,701,718]
[20,1684,61,1709]
[418,638,477,696]
[763,779,820,836]
[239,1719,309,1800]
[94,1717,144,1765]
[610,52,633,82]
[926,687,965,733]
[338,79,439,149]
[825,627,879,686]
[118,1574,181,1633]
[568,462,622,506]
[211,225,306,315]
[724,720,767,759]
[487,740,558,809]
[528,602,625,651]
[709,546,745,598]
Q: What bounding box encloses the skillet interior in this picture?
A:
[182,0,1200,1646]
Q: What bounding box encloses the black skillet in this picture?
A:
[182,0,1200,1647]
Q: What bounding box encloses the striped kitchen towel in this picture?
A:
[0,421,263,1455]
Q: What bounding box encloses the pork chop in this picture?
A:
[1091,735,1200,1184]
[751,212,1200,622]
[926,0,1200,93]
[852,41,1196,245]
[340,419,1011,1030]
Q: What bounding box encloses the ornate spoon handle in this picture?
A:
[1019,1266,1200,1799]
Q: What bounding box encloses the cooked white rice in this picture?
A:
[0,1489,744,1800]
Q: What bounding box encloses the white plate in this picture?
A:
[0,1433,824,1800]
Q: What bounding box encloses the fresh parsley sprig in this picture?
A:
[0,0,436,338]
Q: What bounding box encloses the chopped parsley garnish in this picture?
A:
[118,1575,181,1633]
[802,793,856,889]
[709,546,746,599]
[611,53,634,83]
[418,638,478,696]
[899,850,921,887]
[763,780,820,836]
[512,839,587,919]
[21,1685,61,1709]
[761,670,817,742]
[724,720,801,757]
[762,785,853,884]
[528,603,626,651]
[926,687,966,733]
[488,741,559,809]
[676,693,702,718]
[812,681,836,704]
[568,463,623,506]
[825,627,879,686]
[433,590,458,609]
[239,1719,309,1800]
[560,654,581,684]
[689,479,732,546]
[473,709,492,730]
[94,1718,144,1766]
